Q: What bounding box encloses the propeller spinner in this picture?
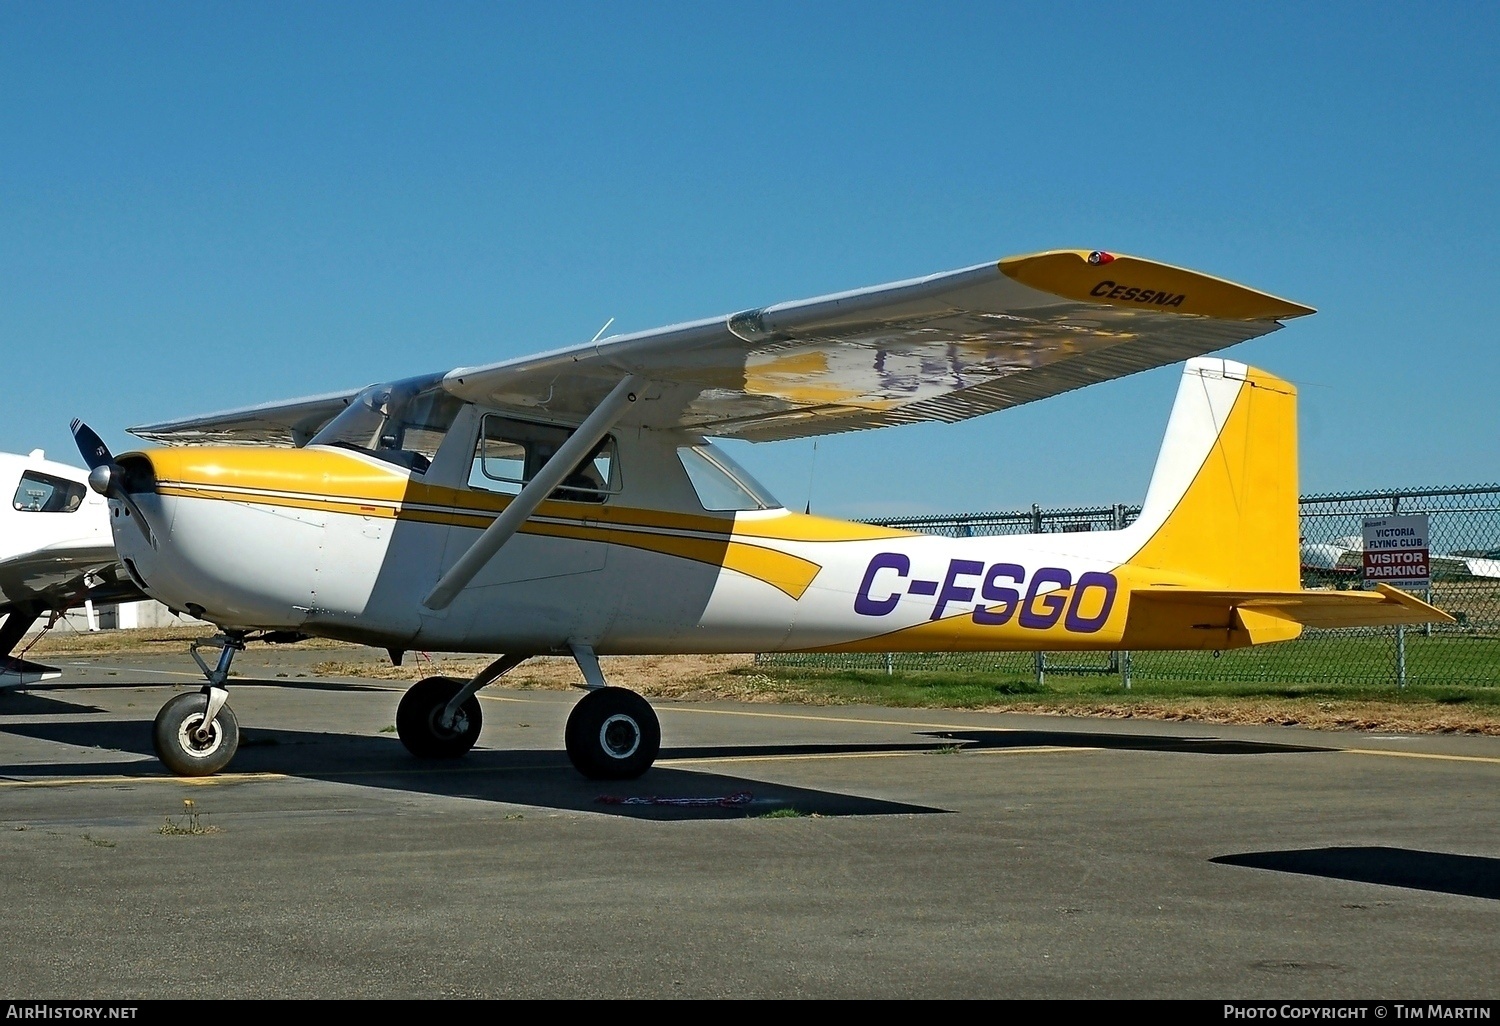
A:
[70,419,156,547]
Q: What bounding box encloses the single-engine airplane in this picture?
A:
[0,449,143,687]
[71,249,1453,778]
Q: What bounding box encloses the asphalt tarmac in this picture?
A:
[1,650,1496,1000]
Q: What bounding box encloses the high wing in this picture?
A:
[129,249,1313,445]
[130,389,362,447]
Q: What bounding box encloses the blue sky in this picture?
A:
[3,3,1496,518]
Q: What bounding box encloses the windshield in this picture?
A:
[309,375,462,474]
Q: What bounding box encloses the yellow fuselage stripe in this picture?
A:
[155,479,826,600]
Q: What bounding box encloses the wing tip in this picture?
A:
[999,249,1315,321]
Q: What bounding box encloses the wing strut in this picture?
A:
[422,374,644,611]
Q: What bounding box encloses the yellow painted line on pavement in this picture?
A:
[661,744,1088,768]
[1341,748,1500,765]
[973,745,1097,756]
[0,772,290,788]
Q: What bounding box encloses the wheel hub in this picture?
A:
[430,706,468,738]
[178,715,222,757]
[599,714,640,759]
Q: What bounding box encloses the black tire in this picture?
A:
[565,687,660,780]
[396,676,482,758]
[153,692,240,777]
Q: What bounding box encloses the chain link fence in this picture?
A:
[757,485,1500,687]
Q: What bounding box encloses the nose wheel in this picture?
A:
[154,691,240,776]
[152,633,245,777]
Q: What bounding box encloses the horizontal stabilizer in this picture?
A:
[0,657,62,690]
[1138,583,1455,630]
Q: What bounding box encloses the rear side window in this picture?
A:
[13,471,86,513]
[676,444,779,511]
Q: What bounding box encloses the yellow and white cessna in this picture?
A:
[73,249,1451,778]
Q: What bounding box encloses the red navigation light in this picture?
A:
[1087,251,1115,266]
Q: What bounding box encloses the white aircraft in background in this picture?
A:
[1300,537,1500,583]
[0,449,143,686]
[70,248,1452,778]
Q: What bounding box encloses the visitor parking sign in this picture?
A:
[1361,514,1430,590]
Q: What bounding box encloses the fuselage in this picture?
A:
[110,360,1310,657]
[114,443,1177,654]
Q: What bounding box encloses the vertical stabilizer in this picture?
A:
[1125,358,1300,592]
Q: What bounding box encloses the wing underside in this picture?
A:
[129,389,361,447]
[129,249,1313,445]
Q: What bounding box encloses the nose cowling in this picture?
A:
[108,445,405,630]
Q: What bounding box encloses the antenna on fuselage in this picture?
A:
[590,318,615,344]
[804,439,818,516]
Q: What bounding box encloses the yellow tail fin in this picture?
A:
[1117,359,1451,648]
[1126,358,1300,593]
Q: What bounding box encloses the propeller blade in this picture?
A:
[70,419,113,470]
[70,419,156,548]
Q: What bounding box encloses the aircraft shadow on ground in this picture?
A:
[0,691,107,716]
[0,719,944,820]
[0,717,1334,819]
[1212,847,1500,901]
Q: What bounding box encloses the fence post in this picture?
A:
[1393,494,1407,688]
[1035,651,1045,688]
[1031,504,1043,533]
[1113,503,1132,689]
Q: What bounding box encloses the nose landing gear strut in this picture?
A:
[152,632,245,776]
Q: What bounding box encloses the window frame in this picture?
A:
[12,470,87,514]
[470,413,621,503]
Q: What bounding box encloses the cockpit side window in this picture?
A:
[308,378,463,474]
[12,471,86,513]
[468,415,618,503]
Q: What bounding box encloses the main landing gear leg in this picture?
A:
[563,643,660,781]
[396,652,529,758]
[153,633,245,777]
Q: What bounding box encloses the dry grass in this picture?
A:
[1027,699,1500,736]
[312,652,771,699]
[24,626,352,656]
